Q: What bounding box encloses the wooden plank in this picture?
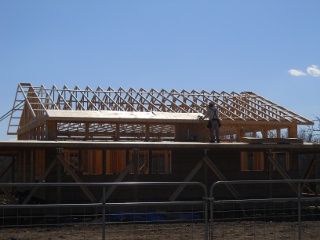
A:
[100,161,134,201]
[57,154,97,203]
[267,154,299,195]
[302,157,316,180]
[169,160,203,201]
[242,137,303,144]
[301,157,316,194]
[0,160,13,180]
[22,159,57,204]
[0,160,16,203]
[203,156,242,199]
[288,125,298,138]
[1,140,319,152]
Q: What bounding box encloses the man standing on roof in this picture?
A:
[202,102,220,143]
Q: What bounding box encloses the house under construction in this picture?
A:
[0,83,319,203]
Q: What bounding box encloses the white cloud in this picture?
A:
[307,65,320,77]
[288,69,306,77]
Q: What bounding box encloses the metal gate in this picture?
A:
[209,180,320,240]
[0,182,208,240]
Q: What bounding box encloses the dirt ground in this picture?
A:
[1,223,204,240]
[1,221,320,240]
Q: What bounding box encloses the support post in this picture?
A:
[46,121,57,140]
[288,125,298,138]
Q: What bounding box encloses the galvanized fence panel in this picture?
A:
[0,182,208,240]
[209,180,320,240]
[2,180,320,240]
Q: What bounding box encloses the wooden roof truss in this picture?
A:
[7,83,313,140]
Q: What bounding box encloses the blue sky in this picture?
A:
[0,0,319,140]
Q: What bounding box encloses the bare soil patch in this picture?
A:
[1,221,320,240]
[1,223,205,240]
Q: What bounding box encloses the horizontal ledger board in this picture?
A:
[0,140,318,152]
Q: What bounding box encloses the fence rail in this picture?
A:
[0,182,208,240]
[209,179,320,240]
[1,180,320,240]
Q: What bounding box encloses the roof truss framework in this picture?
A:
[7,83,313,140]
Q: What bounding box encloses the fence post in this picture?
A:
[298,183,301,240]
[209,196,214,240]
[204,199,208,240]
[102,186,106,240]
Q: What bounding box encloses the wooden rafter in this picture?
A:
[91,86,111,110]
[149,88,175,112]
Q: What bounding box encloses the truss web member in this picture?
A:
[201,102,220,143]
